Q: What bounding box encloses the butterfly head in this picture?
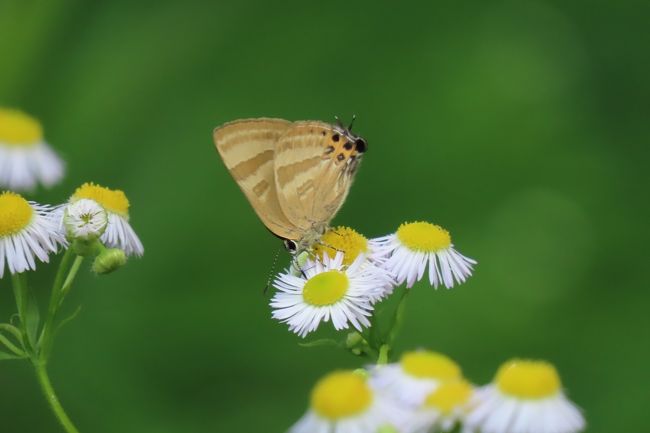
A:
[333,115,368,155]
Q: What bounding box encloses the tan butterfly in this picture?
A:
[213,117,367,254]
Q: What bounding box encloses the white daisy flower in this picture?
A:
[0,191,65,278]
[68,183,143,256]
[63,199,108,241]
[371,350,463,407]
[370,221,476,289]
[289,370,409,433]
[312,225,396,302]
[0,108,64,191]
[465,359,586,433]
[403,379,474,433]
[271,252,387,337]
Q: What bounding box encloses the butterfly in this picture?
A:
[213,117,367,254]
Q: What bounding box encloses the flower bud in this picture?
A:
[64,199,107,241]
[345,331,365,348]
[92,248,126,275]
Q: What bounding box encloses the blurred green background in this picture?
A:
[0,0,648,431]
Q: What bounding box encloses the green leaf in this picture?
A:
[0,349,26,361]
[25,288,40,348]
[298,338,340,348]
[0,323,23,342]
[55,306,82,335]
[0,330,24,356]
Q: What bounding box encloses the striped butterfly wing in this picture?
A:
[273,121,364,233]
[213,118,304,241]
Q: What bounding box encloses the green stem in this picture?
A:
[39,250,74,347]
[377,344,390,365]
[58,256,84,305]
[386,287,411,347]
[40,254,84,362]
[11,272,34,354]
[34,362,80,433]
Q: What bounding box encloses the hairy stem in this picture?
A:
[34,362,80,433]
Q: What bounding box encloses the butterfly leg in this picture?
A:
[315,242,344,254]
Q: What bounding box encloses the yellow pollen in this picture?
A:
[0,192,33,236]
[303,270,349,306]
[313,226,369,266]
[400,351,462,380]
[0,108,43,146]
[424,380,473,414]
[311,371,373,419]
[495,359,561,399]
[72,182,130,216]
[397,221,451,252]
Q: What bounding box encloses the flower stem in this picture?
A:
[58,256,84,305]
[39,252,84,362]
[11,272,34,354]
[34,361,80,433]
[377,344,390,365]
[386,287,411,348]
[14,250,85,433]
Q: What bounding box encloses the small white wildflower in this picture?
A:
[0,108,64,191]
[63,199,108,241]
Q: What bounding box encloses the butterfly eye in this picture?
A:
[355,138,367,153]
[283,239,298,253]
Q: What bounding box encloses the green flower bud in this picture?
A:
[92,248,126,275]
[345,331,365,348]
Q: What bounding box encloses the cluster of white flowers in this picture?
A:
[274,224,584,433]
[270,222,476,338]
[0,107,143,279]
[290,353,585,433]
[0,184,143,279]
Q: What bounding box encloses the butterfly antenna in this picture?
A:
[347,114,356,131]
[263,246,283,295]
[334,115,344,129]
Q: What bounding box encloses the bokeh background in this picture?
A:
[1,0,648,431]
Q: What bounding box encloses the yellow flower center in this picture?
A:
[0,108,43,146]
[424,380,473,414]
[396,221,451,252]
[303,270,349,306]
[311,371,373,419]
[495,359,561,399]
[400,351,462,380]
[72,182,130,216]
[313,226,369,266]
[0,192,33,236]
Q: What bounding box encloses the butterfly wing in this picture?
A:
[213,118,304,240]
[273,121,364,232]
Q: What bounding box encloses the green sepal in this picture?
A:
[71,238,102,257]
